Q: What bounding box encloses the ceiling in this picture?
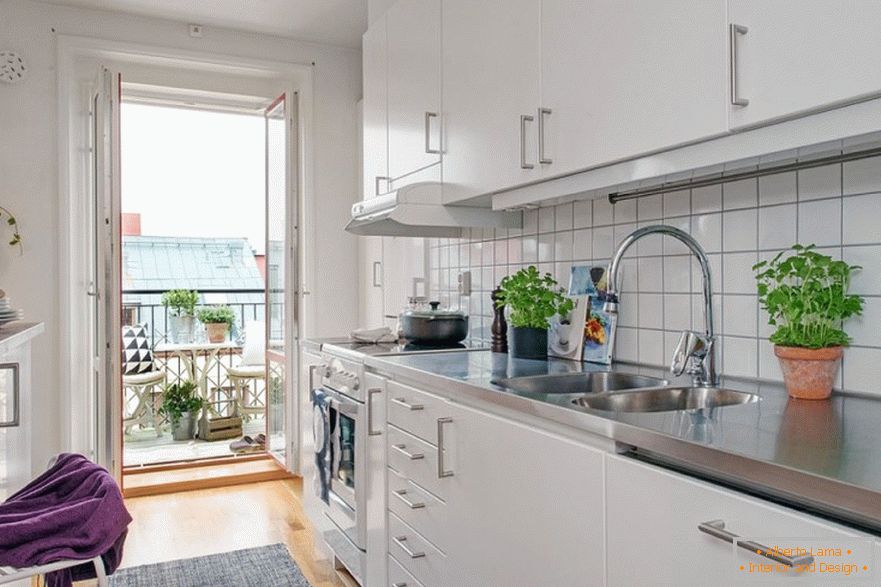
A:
[44,0,368,48]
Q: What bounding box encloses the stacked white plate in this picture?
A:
[0,295,23,327]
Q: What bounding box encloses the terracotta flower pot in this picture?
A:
[205,322,228,343]
[774,345,843,400]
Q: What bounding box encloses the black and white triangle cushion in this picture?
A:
[122,324,155,376]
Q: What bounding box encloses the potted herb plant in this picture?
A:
[495,266,575,359]
[754,244,864,400]
[161,289,199,344]
[159,380,205,440]
[196,305,236,343]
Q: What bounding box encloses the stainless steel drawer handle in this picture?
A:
[393,488,425,510]
[728,23,749,106]
[393,535,425,559]
[391,397,424,411]
[437,417,453,478]
[424,111,440,154]
[698,520,814,567]
[537,107,552,165]
[392,583,408,587]
[367,387,382,436]
[519,114,535,169]
[392,443,424,460]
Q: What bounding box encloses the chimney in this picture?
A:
[122,213,141,236]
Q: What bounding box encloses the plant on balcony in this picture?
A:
[196,305,236,343]
[495,265,575,359]
[754,244,864,400]
[159,380,205,440]
[161,289,199,344]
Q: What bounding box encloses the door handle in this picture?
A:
[372,261,382,288]
[437,417,453,478]
[424,111,440,154]
[698,519,814,567]
[537,107,552,165]
[393,535,425,559]
[392,443,424,460]
[728,24,749,106]
[375,175,390,196]
[367,387,382,436]
[519,114,535,169]
[392,488,425,510]
[391,397,424,411]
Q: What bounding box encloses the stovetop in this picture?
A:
[315,338,489,359]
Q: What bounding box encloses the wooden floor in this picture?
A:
[123,455,290,497]
[117,477,347,587]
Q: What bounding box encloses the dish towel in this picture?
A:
[0,453,132,587]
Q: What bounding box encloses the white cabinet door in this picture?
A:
[728,0,881,129]
[541,0,728,177]
[445,403,606,586]
[363,372,388,587]
[357,236,384,329]
[363,19,389,199]
[386,0,441,181]
[441,0,542,203]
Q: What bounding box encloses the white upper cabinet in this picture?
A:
[728,0,881,129]
[362,18,389,199]
[541,0,728,177]
[441,0,542,203]
[386,0,442,181]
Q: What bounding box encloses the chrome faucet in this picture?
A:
[604,224,718,387]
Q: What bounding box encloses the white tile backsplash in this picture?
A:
[430,161,881,394]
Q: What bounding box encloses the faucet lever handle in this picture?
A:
[671,331,706,376]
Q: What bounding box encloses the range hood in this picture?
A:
[345,182,522,238]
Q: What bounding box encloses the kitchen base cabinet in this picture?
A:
[606,455,873,586]
[444,402,605,587]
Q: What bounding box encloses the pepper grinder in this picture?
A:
[491,288,508,353]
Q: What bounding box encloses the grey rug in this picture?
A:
[109,543,311,587]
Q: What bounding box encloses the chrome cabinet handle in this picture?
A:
[729,24,749,106]
[375,175,391,196]
[698,520,814,567]
[391,397,424,411]
[519,114,535,169]
[367,387,382,436]
[393,535,425,559]
[392,583,408,587]
[372,261,382,287]
[537,107,552,165]
[392,443,424,460]
[424,111,440,154]
[437,417,453,478]
[393,488,425,510]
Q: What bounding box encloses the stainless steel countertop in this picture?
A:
[364,349,881,535]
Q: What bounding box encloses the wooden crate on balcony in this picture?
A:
[198,414,243,441]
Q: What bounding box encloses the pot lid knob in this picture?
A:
[429,301,440,311]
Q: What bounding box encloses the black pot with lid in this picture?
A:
[399,300,469,344]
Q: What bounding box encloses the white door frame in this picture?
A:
[57,35,312,474]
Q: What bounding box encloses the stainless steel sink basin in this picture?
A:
[496,372,667,395]
[572,386,759,413]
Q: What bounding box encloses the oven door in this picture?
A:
[310,388,331,504]
[324,386,366,550]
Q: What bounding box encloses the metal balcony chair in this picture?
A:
[121,324,166,437]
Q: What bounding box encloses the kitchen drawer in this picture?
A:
[388,466,448,553]
[388,553,426,587]
[387,424,448,501]
[388,511,447,587]
[387,380,450,445]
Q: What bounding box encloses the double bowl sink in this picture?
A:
[495,372,758,413]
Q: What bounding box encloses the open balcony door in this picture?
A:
[89,67,123,482]
[265,92,299,472]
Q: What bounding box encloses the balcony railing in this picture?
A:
[122,288,275,424]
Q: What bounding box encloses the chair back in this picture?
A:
[240,320,265,365]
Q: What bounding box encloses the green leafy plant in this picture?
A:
[161,289,199,317]
[159,380,206,426]
[495,265,575,330]
[196,305,236,326]
[0,205,22,253]
[753,244,864,349]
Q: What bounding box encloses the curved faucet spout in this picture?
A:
[603,224,717,385]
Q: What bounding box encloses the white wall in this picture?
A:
[368,0,397,25]
[0,0,362,468]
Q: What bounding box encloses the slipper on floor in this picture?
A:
[230,436,259,453]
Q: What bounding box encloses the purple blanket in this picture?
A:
[0,453,132,587]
